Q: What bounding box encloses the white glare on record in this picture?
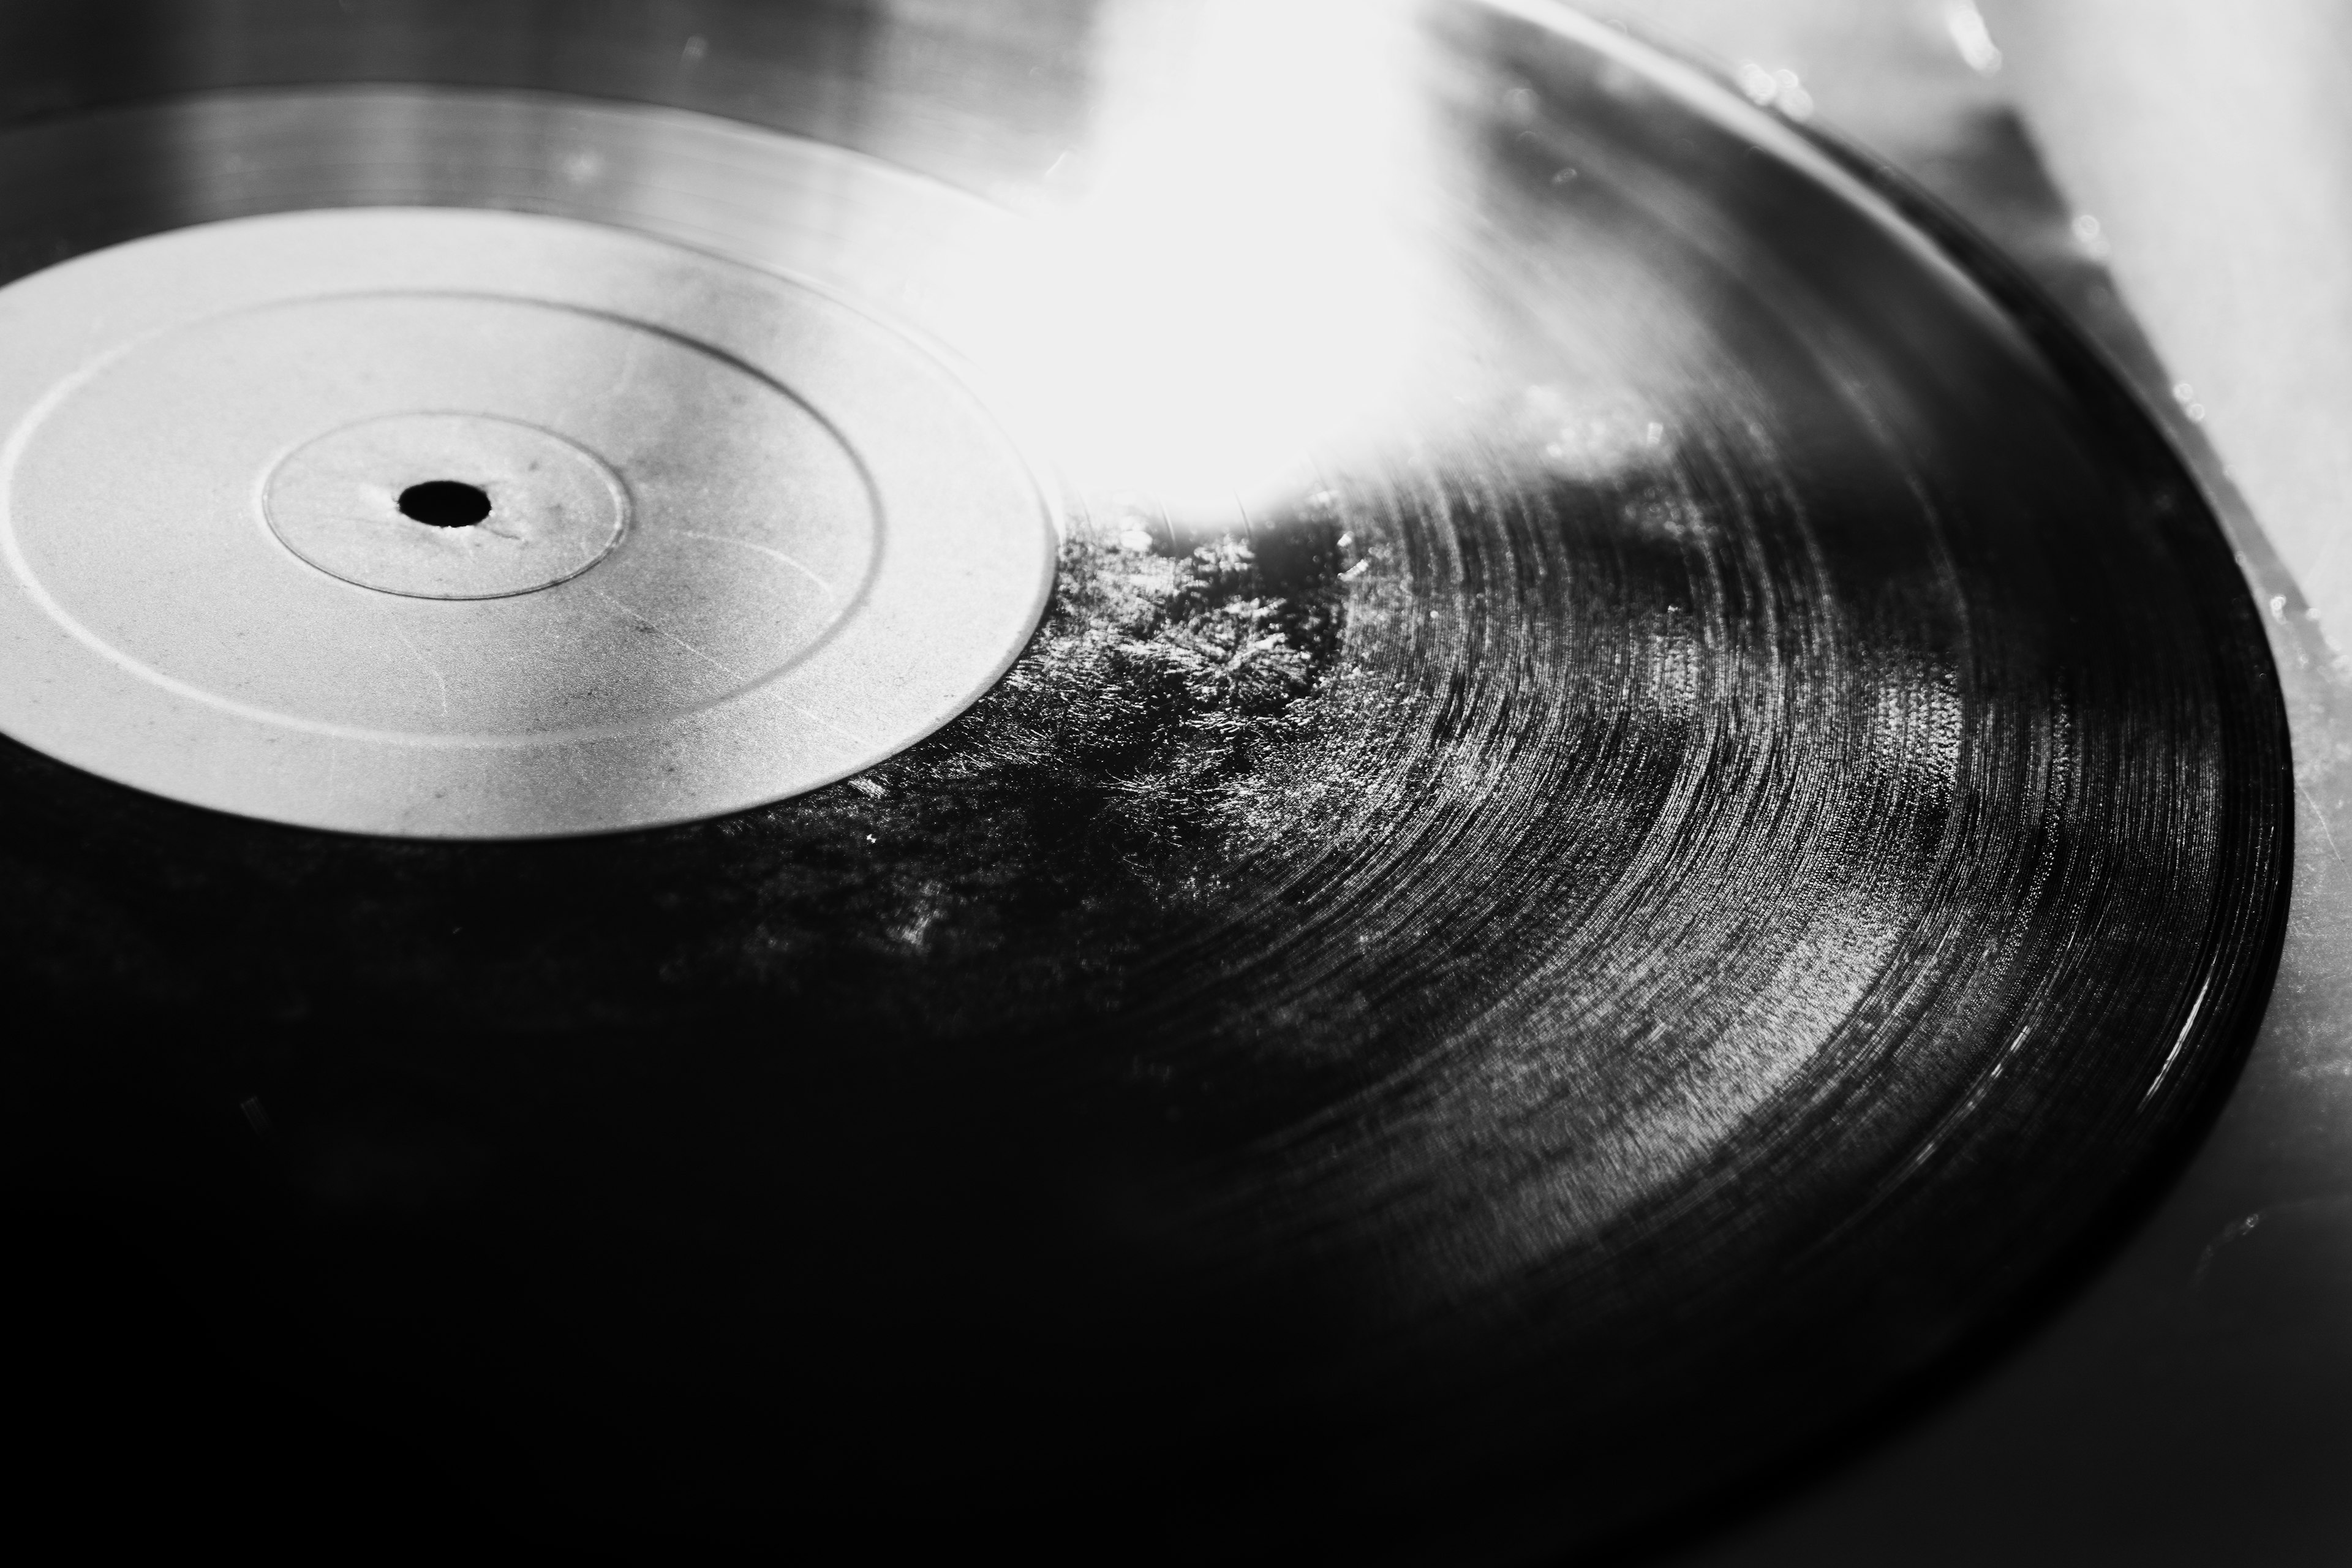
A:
[990,0,1436,514]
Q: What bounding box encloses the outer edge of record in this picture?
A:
[1489,3,2296,1553]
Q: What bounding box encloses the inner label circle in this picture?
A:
[266,411,630,600]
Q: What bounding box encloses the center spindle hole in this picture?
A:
[398,480,492,528]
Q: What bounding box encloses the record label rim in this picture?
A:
[0,205,1060,839]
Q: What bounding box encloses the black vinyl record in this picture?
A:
[0,2,2289,1560]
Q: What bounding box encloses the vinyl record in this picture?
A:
[0,2,2289,1561]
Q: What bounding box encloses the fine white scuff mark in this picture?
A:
[588,584,750,684]
[2296,775,2343,864]
[674,529,835,595]
[784,698,881,752]
[387,620,452,717]
[605,330,647,406]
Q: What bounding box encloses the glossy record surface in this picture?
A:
[0,1,2289,1559]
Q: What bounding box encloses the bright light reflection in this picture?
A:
[993,0,1435,514]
